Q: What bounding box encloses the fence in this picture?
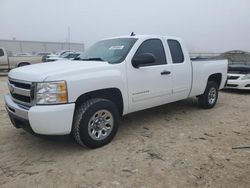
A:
[0,39,85,55]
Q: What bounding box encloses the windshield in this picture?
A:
[228,64,250,74]
[78,38,138,64]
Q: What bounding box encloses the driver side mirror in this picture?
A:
[132,53,156,68]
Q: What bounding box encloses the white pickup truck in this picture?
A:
[0,47,43,71]
[5,35,228,148]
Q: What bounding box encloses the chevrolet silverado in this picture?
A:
[5,35,228,148]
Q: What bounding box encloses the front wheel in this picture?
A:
[198,81,219,109]
[72,98,120,148]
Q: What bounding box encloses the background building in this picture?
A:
[0,39,84,55]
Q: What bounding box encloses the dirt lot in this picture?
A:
[0,75,249,188]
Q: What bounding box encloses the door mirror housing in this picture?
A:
[132,53,156,68]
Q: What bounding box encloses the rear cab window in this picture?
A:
[167,39,184,64]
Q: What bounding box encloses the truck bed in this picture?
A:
[189,59,228,97]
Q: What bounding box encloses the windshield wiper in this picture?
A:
[77,57,105,61]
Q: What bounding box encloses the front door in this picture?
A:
[127,39,173,113]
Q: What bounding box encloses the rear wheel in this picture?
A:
[198,81,219,109]
[17,62,30,67]
[72,98,119,148]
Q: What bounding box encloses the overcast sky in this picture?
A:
[0,0,249,52]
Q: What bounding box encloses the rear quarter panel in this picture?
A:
[189,60,228,97]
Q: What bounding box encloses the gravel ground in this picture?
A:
[0,75,250,188]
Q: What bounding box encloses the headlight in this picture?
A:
[241,74,250,80]
[36,81,68,105]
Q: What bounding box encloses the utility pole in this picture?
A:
[68,26,71,50]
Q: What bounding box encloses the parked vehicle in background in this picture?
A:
[14,52,33,56]
[46,52,80,62]
[226,63,250,90]
[62,52,80,60]
[5,35,228,148]
[0,47,43,71]
[36,52,52,62]
[36,52,51,56]
[44,50,73,62]
[47,50,72,58]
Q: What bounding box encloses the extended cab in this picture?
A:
[0,47,43,71]
[5,35,228,148]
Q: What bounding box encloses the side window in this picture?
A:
[0,49,4,57]
[167,40,184,64]
[133,39,167,66]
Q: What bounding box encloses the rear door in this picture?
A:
[127,38,173,113]
[166,39,192,100]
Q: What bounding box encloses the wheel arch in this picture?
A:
[207,73,222,87]
[75,88,124,116]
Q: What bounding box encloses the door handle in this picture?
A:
[161,71,171,75]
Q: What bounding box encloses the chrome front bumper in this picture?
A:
[5,93,29,120]
[5,93,75,135]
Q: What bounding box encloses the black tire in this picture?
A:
[198,81,219,109]
[72,98,120,148]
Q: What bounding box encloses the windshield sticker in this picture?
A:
[109,45,124,50]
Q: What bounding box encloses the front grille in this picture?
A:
[228,76,240,80]
[9,80,31,89]
[227,84,238,87]
[8,78,32,107]
[11,94,31,103]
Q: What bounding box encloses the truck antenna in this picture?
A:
[130,32,136,36]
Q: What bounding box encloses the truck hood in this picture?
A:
[228,64,250,74]
[8,60,111,82]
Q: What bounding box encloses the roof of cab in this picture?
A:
[103,34,182,41]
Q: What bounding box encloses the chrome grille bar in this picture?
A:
[8,82,30,96]
[8,77,32,107]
